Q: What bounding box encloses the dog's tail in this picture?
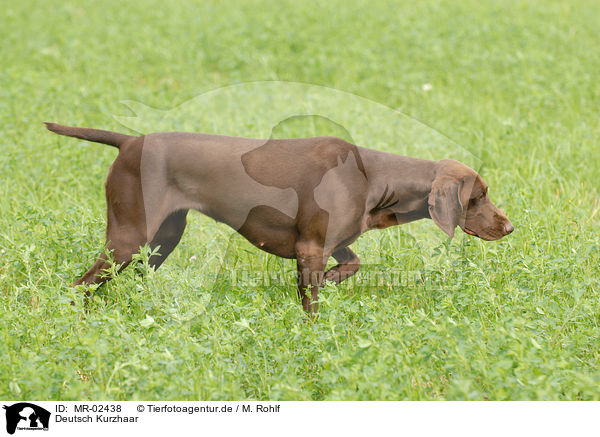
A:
[44,122,135,149]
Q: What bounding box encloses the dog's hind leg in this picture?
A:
[73,225,148,288]
[72,209,187,287]
[148,209,189,269]
[72,206,187,288]
[73,144,148,288]
[73,254,112,287]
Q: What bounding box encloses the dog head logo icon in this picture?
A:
[3,403,50,434]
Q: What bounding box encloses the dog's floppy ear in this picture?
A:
[428,176,469,238]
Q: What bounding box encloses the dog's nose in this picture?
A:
[504,222,514,235]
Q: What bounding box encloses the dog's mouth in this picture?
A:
[463,226,503,241]
[463,226,478,237]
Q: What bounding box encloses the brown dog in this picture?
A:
[46,123,513,312]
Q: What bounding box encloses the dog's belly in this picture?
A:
[235,205,299,259]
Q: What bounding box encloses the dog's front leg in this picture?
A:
[324,247,360,284]
[295,240,327,313]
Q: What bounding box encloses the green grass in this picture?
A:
[1,0,600,400]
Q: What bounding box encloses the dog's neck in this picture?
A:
[361,151,436,230]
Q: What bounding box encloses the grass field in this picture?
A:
[1,0,600,400]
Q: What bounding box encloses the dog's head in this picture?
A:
[428,159,513,240]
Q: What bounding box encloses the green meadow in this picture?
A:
[1,0,599,400]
